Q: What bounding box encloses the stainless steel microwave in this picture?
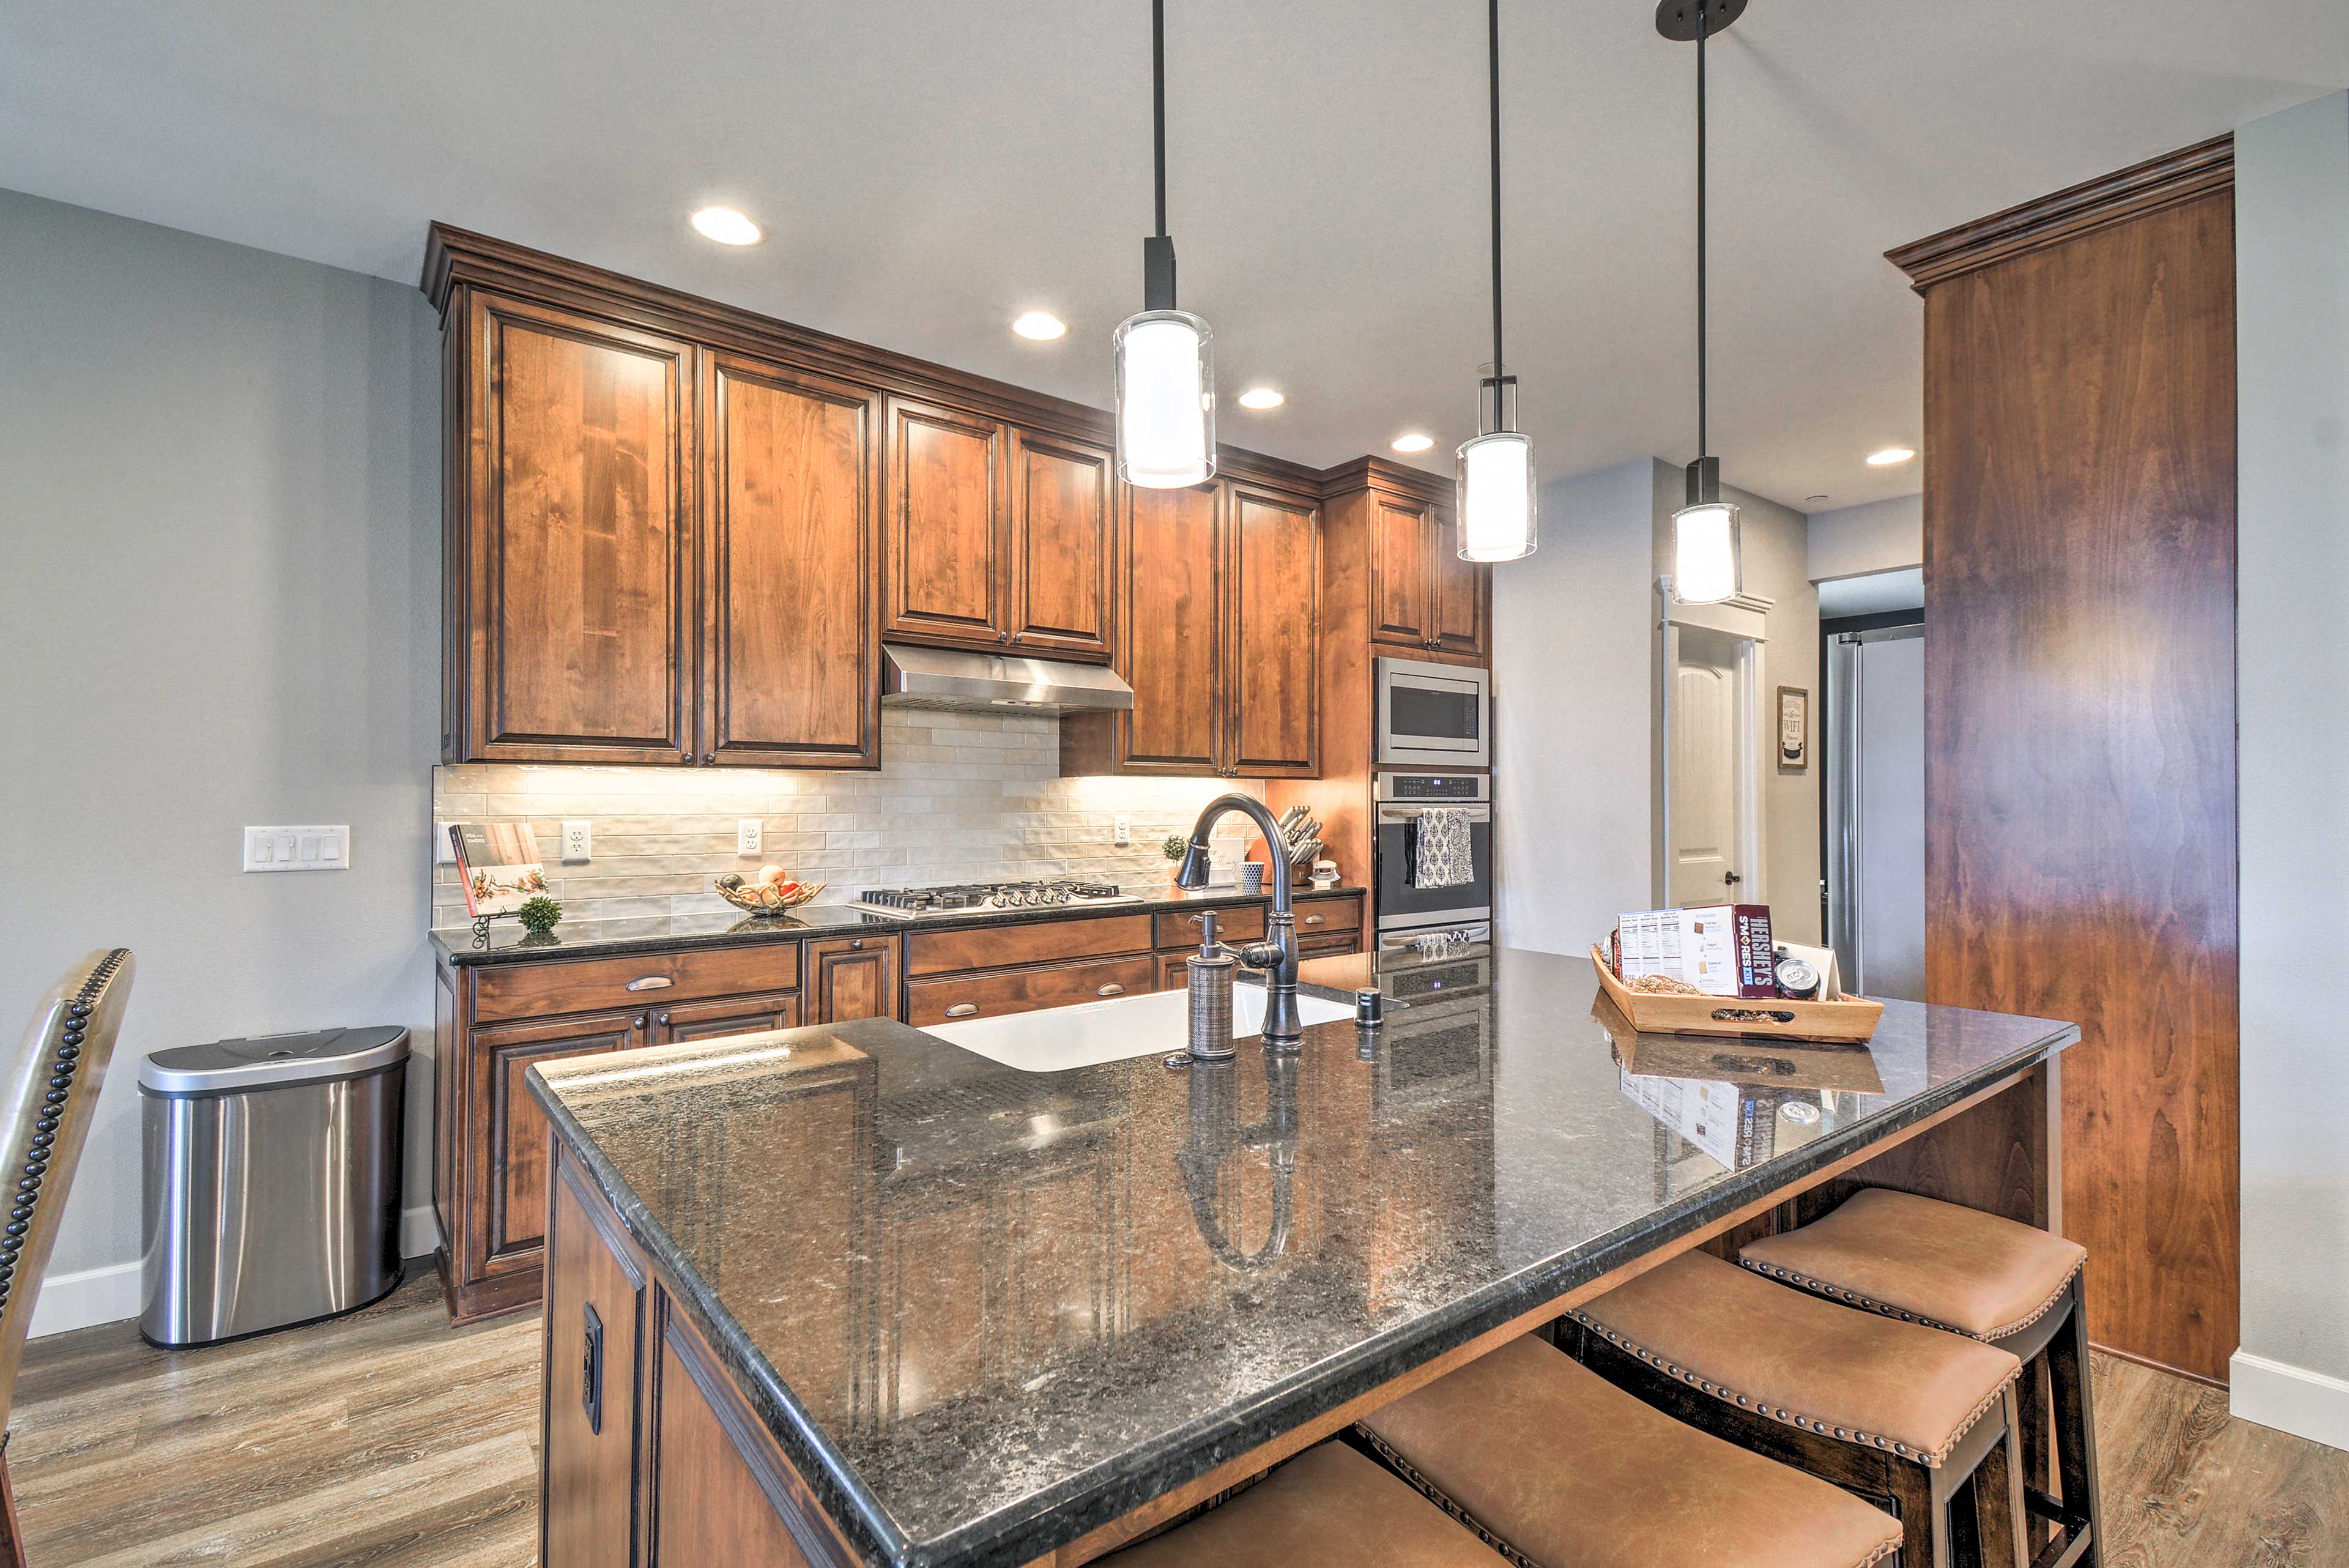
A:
[1375,656,1490,768]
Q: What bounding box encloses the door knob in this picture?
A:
[1724,872,1743,886]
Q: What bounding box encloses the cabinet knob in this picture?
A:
[636,1013,649,1030]
[1096,983,1126,997]
[704,751,716,765]
[656,1012,670,1025]
[945,1003,979,1018]
[850,938,864,951]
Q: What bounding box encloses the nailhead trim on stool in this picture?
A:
[1739,1255,2088,1343]
[1351,1426,1543,1568]
[1563,1310,2016,1468]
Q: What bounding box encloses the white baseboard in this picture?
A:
[2232,1348,2349,1453]
[26,1205,445,1342]
[28,1260,143,1340]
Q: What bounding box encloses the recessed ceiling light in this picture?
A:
[1805,494,1831,507]
[689,207,762,246]
[1866,447,1916,467]
[1012,311,1067,341]
[1238,387,1285,411]
[1390,433,1435,454]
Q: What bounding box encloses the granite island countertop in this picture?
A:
[529,946,2077,1568]
[431,884,1366,966]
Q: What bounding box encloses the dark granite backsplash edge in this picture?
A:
[528,1016,2076,1568]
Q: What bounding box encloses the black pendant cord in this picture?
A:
[1488,0,1504,394]
[1153,0,1168,240]
[1695,0,1709,463]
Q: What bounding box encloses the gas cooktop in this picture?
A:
[850,880,1143,918]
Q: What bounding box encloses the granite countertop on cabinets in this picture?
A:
[529,945,2077,1568]
[430,884,1368,967]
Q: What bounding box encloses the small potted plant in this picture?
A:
[516,894,564,935]
[1162,833,1189,891]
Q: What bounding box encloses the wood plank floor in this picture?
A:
[9,1273,2343,1567]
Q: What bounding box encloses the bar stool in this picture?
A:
[1740,1189,2099,1568]
[1357,1332,1903,1568]
[1565,1250,2028,1568]
[1096,1441,1508,1567]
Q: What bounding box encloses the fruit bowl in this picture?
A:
[714,877,827,915]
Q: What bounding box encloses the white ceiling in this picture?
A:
[5,2,2343,509]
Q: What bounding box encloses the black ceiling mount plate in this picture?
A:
[1656,0,1747,42]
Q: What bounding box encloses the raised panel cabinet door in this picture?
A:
[884,396,1006,647]
[1428,506,1490,658]
[650,1299,836,1567]
[1006,429,1113,660]
[654,991,803,1044]
[806,934,902,1024]
[1226,486,1321,777]
[1118,483,1224,773]
[477,1010,647,1269]
[541,1155,644,1568]
[702,354,881,768]
[462,292,694,762]
[1368,494,1433,649]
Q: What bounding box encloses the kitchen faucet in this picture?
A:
[1174,795,1302,1047]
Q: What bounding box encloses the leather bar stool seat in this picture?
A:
[1359,1332,1902,1568]
[1566,1250,2029,1568]
[1741,1189,2101,1568]
[1098,1441,1509,1568]
[1740,1188,2087,1340]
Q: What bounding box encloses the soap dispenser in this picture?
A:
[1184,910,1238,1063]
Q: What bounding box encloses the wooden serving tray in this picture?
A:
[1590,948,1883,1044]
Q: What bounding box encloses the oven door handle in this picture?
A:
[1376,806,1493,823]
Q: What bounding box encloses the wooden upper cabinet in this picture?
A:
[1116,483,1225,774]
[1368,494,1434,650]
[1428,505,1490,660]
[456,292,694,763]
[1226,486,1320,776]
[700,352,881,768]
[885,396,1007,648]
[1006,429,1114,660]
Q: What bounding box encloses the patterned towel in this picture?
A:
[1411,809,1473,890]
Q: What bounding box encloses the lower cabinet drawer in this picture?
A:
[1152,904,1267,949]
[1298,931,1362,959]
[473,943,800,1023]
[1294,893,1364,939]
[907,955,1156,1027]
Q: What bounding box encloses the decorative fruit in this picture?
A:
[716,872,745,891]
[755,864,785,886]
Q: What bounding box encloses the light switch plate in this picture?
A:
[560,821,592,863]
[432,821,458,865]
[245,825,349,872]
[737,819,763,857]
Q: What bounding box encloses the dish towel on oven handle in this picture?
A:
[1409,808,1473,890]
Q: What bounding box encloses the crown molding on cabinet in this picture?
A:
[1885,133,2233,293]
[421,222,1329,502]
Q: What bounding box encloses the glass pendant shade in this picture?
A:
[1672,500,1742,604]
[1455,431,1537,562]
[1114,310,1215,489]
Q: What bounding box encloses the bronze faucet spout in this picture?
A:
[1176,793,1302,1047]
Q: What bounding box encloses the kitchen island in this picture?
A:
[527,945,2076,1568]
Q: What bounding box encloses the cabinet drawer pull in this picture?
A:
[1304,914,1326,926]
[944,1003,979,1019]
[625,975,673,992]
[1096,984,1126,997]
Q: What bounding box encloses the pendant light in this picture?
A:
[1456,0,1536,563]
[1661,0,1745,604]
[1114,0,1215,489]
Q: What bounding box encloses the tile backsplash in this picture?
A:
[431,708,1261,927]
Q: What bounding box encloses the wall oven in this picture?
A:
[1375,657,1490,768]
[1373,771,1493,940]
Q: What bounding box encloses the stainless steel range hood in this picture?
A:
[881,644,1134,715]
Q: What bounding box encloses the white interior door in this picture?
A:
[1668,625,1752,907]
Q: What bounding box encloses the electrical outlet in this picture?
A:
[561,820,592,863]
[1113,814,1132,847]
[245,826,349,872]
[737,819,763,857]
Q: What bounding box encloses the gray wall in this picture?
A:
[1807,493,1923,583]
[1491,459,1657,956]
[2233,89,2349,1446]
[0,190,442,1328]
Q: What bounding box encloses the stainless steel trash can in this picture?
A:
[139,1025,408,1347]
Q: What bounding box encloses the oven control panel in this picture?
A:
[1375,773,1491,803]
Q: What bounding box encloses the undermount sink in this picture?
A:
[922,985,1354,1073]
